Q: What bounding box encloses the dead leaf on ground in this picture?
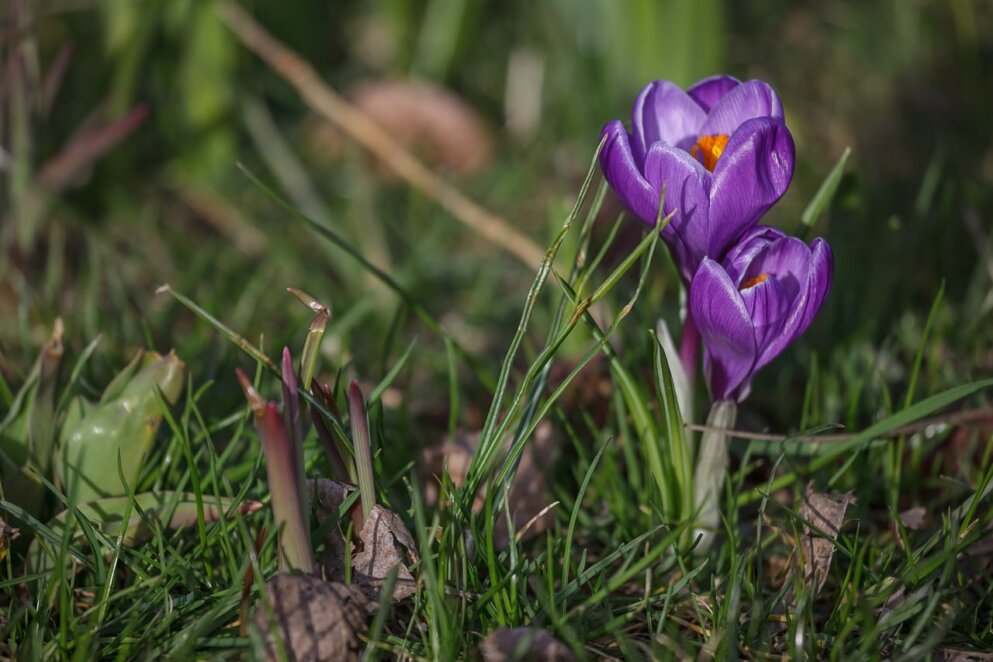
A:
[310,479,419,601]
[305,78,492,176]
[311,478,356,580]
[935,648,993,661]
[898,506,927,530]
[0,518,19,562]
[420,421,559,548]
[350,504,418,600]
[892,506,927,551]
[252,573,372,662]
[479,627,575,662]
[963,534,993,560]
[791,483,855,601]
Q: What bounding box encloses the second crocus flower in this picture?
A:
[599,76,795,281]
[689,226,834,402]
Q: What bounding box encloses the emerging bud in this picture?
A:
[237,369,315,575]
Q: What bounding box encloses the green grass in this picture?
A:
[3,0,993,659]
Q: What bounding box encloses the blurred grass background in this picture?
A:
[3,0,992,427]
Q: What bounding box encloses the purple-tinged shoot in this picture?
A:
[237,369,315,575]
[281,347,310,525]
[689,226,833,402]
[310,382,353,483]
[599,76,795,281]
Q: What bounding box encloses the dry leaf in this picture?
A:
[420,421,559,547]
[421,431,479,506]
[480,627,574,662]
[0,518,19,562]
[934,648,993,661]
[795,483,855,597]
[311,478,355,582]
[349,505,418,600]
[252,574,372,662]
[310,479,419,601]
[898,506,927,530]
[306,79,492,177]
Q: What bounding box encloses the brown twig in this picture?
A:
[685,407,993,443]
[217,2,545,269]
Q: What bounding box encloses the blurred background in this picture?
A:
[3,0,993,430]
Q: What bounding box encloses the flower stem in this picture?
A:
[678,311,700,392]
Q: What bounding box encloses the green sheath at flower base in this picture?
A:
[60,350,185,506]
[237,370,315,575]
[692,399,737,554]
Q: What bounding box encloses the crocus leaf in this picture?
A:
[98,349,147,404]
[0,319,64,517]
[799,146,851,232]
[652,328,693,526]
[348,381,376,522]
[287,288,331,391]
[60,350,185,505]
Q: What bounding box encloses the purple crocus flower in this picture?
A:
[689,226,833,402]
[599,76,795,281]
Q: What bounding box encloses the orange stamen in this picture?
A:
[690,134,730,172]
[740,273,768,290]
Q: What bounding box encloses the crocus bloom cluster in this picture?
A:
[600,77,832,402]
[599,76,795,281]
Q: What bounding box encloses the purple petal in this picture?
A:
[723,225,787,283]
[599,120,658,224]
[707,118,795,257]
[642,143,712,278]
[690,259,757,401]
[631,81,707,164]
[698,80,785,137]
[739,276,792,351]
[738,235,811,300]
[687,75,741,113]
[755,238,834,369]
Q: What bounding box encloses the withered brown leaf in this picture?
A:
[795,483,856,598]
[311,479,419,601]
[479,627,575,662]
[252,574,372,662]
